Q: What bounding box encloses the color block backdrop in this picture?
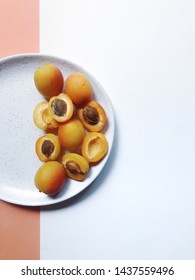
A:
[1,0,195,260]
[0,0,40,260]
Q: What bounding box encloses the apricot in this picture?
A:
[33,101,59,130]
[64,72,93,106]
[34,64,64,99]
[48,93,74,123]
[58,119,85,151]
[34,161,66,195]
[62,153,89,181]
[35,133,61,162]
[78,101,107,132]
[82,132,108,163]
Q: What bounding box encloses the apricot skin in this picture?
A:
[58,119,85,151]
[65,72,93,106]
[34,161,66,195]
[34,64,64,99]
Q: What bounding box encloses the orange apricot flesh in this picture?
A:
[48,93,74,123]
[82,132,108,163]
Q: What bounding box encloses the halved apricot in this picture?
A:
[64,72,93,106]
[33,101,59,130]
[78,100,107,131]
[35,133,61,162]
[62,153,89,181]
[34,161,66,195]
[48,93,74,123]
[58,119,85,151]
[82,132,108,163]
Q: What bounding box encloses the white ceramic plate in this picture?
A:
[0,53,114,206]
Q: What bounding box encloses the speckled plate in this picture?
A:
[0,53,114,206]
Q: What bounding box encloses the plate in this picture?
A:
[0,53,114,206]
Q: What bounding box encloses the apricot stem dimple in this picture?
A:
[83,106,99,125]
[66,161,84,175]
[41,140,54,157]
[51,98,67,116]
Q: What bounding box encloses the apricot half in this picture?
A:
[48,93,74,123]
[33,101,59,130]
[62,153,89,181]
[78,101,107,131]
[35,133,61,162]
[65,72,93,106]
[82,132,108,163]
[58,119,85,151]
[34,161,66,195]
[34,64,64,99]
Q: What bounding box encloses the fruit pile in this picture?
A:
[33,63,108,196]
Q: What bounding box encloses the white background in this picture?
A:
[39,0,195,259]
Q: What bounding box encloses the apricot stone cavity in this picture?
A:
[66,161,84,175]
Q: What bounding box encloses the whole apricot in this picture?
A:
[58,119,85,151]
[34,161,66,195]
[64,72,93,106]
[34,64,64,99]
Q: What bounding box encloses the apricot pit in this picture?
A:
[78,101,107,132]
